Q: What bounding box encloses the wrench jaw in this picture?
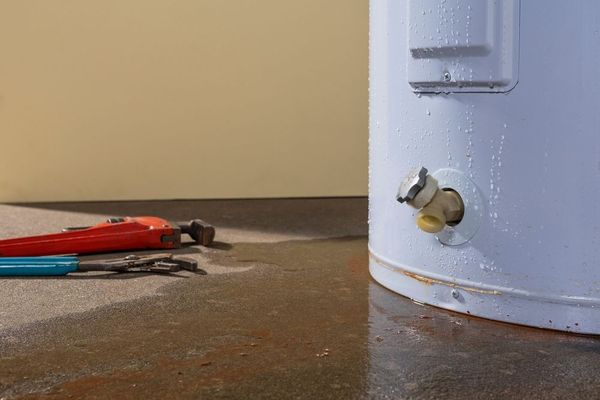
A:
[78,254,198,273]
[176,220,216,247]
[162,256,199,273]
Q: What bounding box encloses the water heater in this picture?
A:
[369,0,600,334]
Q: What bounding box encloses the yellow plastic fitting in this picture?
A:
[416,189,464,233]
[398,168,465,234]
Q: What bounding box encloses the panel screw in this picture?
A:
[451,289,460,299]
[443,71,452,82]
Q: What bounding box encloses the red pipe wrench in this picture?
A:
[0,217,215,257]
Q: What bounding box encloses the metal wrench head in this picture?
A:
[78,254,198,273]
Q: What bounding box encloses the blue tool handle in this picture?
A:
[0,257,79,276]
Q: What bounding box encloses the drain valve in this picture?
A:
[397,167,464,233]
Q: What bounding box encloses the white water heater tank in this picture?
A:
[369,0,600,334]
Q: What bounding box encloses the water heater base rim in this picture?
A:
[369,250,600,335]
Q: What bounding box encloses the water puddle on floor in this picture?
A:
[1,236,600,399]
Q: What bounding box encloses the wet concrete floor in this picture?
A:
[1,199,600,399]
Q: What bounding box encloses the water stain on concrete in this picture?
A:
[0,237,369,399]
[2,236,600,399]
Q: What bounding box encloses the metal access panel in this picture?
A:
[407,0,520,93]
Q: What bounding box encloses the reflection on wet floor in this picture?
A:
[368,282,600,398]
[1,236,600,399]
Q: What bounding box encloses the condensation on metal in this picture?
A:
[369,0,600,334]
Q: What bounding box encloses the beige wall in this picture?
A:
[0,1,367,202]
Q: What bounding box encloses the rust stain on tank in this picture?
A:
[371,253,501,295]
[403,270,502,295]
[403,271,435,285]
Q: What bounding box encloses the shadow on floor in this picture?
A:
[8,198,368,239]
